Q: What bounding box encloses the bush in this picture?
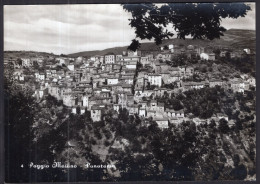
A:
[218,118,230,134]
[104,140,110,147]
[91,138,97,145]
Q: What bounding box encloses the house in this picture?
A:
[119,56,140,62]
[39,73,45,81]
[195,47,205,55]
[128,50,140,57]
[192,118,205,125]
[56,57,66,65]
[82,95,89,107]
[148,74,162,87]
[116,55,123,61]
[121,75,134,85]
[230,79,245,93]
[166,108,185,118]
[117,92,128,108]
[169,67,180,75]
[244,48,250,54]
[134,88,143,97]
[175,109,185,118]
[145,54,154,60]
[220,51,227,57]
[113,104,121,112]
[208,53,216,61]
[107,76,119,85]
[209,79,223,87]
[34,88,48,99]
[126,61,137,69]
[140,57,150,66]
[80,107,86,115]
[149,100,157,111]
[142,90,155,98]
[105,53,115,64]
[185,66,194,76]
[68,64,75,71]
[91,105,104,122]
[169,117,183,124]
[154,118,169,128]
[161,72,170,84]
[139,108,146,117]
[200,53,209,60]
[247,77,256,87]
[157,102,165,112]
[147,110,156,118]
[183,81,206,90]
[128,104,139,115]
[77,98,83,107]
[122,84,132,93]
[72,106,77,114]
[21,58,33,67]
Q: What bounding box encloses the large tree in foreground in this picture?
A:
[122,3,251,51]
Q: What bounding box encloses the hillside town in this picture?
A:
[5,44,255,129]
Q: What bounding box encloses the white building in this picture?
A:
[139,108,146,117]
[128,50,138,56]
[105,54,115,64]
[113,104,121,112]
[244,48,251,54]
[80,107,86,115]
[154,118,169,129]
[39,73,45,81]
[125,61,137,69]
[107,77,119,85]
[140,57,150,66]
[82,96,89,107]
[68,64,75,71]
[21,58,32,67]
[91,106,103,122]
[200,53,209,60]
[72,107,77,114]
[148,74,162,87]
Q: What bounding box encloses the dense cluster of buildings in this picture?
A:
[5,44,255,128]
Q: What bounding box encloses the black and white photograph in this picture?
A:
[4,2,256,182]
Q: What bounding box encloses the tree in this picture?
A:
[17,58,22,65]
[5,74,36,182]
[118,108,129,124]
[76,106,81,115]
[163,45,169,50]
[122,3,251,51]
[218,118,230,134]
[213,49,221,57]
[233,154,240,167]
[231,164,247,180]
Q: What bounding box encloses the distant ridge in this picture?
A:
[68,29,255,58]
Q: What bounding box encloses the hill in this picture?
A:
[68,42,160,58]
[4,50,58,60]
[68,29,255,58]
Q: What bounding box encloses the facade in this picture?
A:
[200,53,209,60]
[91,105,104,122]
[154,118,169,129]
[105,54,115,64]
[148,74,162,87]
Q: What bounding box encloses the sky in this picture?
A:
[4,3,255,55]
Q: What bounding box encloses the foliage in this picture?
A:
[122,3,251,51]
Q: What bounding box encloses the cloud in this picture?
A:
[4,4,136,54]
[4,3,255,55]
[221,2,255,30]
